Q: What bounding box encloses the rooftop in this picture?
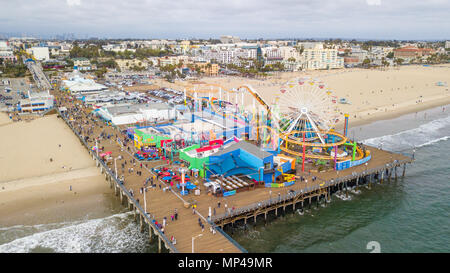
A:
[212,141,272,159]
[106,103,171,116]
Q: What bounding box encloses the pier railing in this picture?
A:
[58,110,178,253]
[211,157,413,222]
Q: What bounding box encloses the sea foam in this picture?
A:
[362,115,450,151]
[0,212,149,253]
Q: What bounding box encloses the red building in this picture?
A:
[394,46,435,59]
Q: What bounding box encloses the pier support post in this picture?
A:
[140,215,144,233]
[114,185,118,196]
[275,207,278,217]
[381,171,384,183]
[264,212,267,225]
[158,236,161,253]
[120,190,123,203]
[402,164,406,177]
[395,166,398,180]
[149,226,153,243]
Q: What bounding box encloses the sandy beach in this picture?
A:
[0,112,12,127]
[0,115,114,227]
[153,64,450,128]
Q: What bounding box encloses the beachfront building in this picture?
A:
[96,103,177,126]
[262,47,284,65]
[300,42,344,70]
[17,91,54,113]
[393,46,435,61]
[194,62,219,76]
[158,55,188,67]
[344,57,360,67]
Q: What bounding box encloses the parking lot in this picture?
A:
[0,77,36,112]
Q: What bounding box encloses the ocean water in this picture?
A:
[0,106,449,253]
[230,105,450,253]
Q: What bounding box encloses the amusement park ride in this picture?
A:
[180,77,369,173]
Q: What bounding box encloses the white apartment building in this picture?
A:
[27,47,50,61]
[262,47,283,65]
[301,43,344,70]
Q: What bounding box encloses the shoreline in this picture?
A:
[0,115,122,228]
[338,96,450,129]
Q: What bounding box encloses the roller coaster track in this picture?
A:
[237,85,270,113]
[184,93,246,125]
[254,125,363,161]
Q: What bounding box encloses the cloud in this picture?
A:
[366,0,381,6]
[0,0,449,39]
[67,0,81,7]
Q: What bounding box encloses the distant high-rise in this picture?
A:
[220,35,241,44]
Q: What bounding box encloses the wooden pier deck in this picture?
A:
[53,91,244,253]
[52,88,413,253]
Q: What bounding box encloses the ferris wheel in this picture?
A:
[273,77,340,144]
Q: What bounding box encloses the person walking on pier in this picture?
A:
[174,209,178,220]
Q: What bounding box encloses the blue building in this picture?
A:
[206,141,279,183]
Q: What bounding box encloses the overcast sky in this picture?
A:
[1,0,449,40]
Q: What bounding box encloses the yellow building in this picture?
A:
[194,62,219,76]
[115,59,148,71]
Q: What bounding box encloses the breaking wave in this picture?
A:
[362,115,450,151]
[0,212,150,253]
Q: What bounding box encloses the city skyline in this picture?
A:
[1,0,449,40]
